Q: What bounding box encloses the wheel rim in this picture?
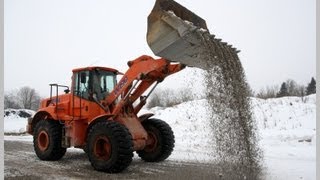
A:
[93,136,112,161]
[145,131,158,152]
[38,130,49,151]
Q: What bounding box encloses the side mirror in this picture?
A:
[80,72,87,84]
[64,89,70,94]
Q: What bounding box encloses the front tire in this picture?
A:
[87,121,134,173]
[33,120,66,160]
[137,118,174,162]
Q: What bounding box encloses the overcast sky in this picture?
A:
[5,0,316,97]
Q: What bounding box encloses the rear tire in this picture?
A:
[87,121,133,173]
[33,120,66,160]
[137,118,174,162]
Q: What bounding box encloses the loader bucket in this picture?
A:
[147,0,239,70]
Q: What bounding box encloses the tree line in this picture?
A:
[4,86,41,111]
[255,77,316,99]
[4,77,316,110]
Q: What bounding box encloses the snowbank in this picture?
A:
[4,109,35,134]
[141,99,216,162]
[252,95,316,131]
[144,94,316,179]
[252,95,316,146]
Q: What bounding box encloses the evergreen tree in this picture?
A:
[306,77,316,95]
[277,82,289,97]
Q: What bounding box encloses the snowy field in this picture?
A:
[4,95,316,179]
[252,95,316,180]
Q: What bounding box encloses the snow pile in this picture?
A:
[144,94,316,179]
[4,109,34,118]
[146,94,316,156]
[251,95,316,144]
[141,99,215,162]
[4,109,35,134]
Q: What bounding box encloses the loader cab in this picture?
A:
[72,67,118,101]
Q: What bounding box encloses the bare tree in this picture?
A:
[4,91,21,109]
[286,79,298,96]
[297,84,306,102]
[147,88,196,108]
[256,85,279,99]
[17,86,41,110]
[256,79,309,99]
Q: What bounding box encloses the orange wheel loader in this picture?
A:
[27,0,239,173]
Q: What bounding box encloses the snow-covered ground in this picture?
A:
[4,95,316,179]
[4,109,35,134]
[253,95,316,180]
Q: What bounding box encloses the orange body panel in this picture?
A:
[28,55,185,150]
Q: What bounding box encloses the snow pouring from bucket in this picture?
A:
[199,31,263,179]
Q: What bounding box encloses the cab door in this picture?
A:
[71,70,100,119]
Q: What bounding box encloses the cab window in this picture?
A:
[74,71,90,100]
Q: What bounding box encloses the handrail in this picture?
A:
[49,84,70,113]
